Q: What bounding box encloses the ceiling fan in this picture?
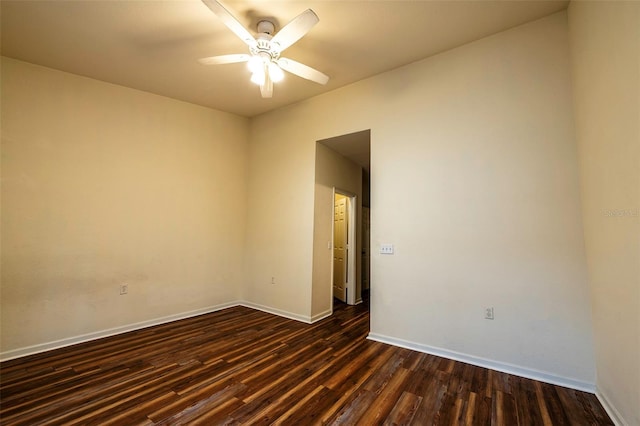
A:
[199,0,329,98]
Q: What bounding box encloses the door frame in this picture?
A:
[331,188,357,305]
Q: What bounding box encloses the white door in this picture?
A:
[333,195,348,302]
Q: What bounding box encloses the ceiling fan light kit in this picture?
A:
[200,0,329,98]
[268,62,284,82]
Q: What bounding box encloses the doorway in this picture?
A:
[313,129,370,319]
[333,190,357,305]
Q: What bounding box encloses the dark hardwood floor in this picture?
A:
[1,296,612,425]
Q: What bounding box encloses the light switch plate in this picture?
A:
[380,244,394,254]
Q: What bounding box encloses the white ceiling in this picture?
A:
[1,0,568,118]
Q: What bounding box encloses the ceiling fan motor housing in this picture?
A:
[253,28,280,61]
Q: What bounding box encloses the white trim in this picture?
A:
[330,187,337,309]
[0,301,240,362]
[1,301,323,362]
[596,387,627,426]
[367,332,595,393]
[355,298,363,305]
[310,309,332,323]
[345,194,357,305]
[238,301,312,323]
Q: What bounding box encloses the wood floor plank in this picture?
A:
[147,378,245,423]
[462,391,477,425]
[579,389,615,425]
[275,385,338,425]
[0,295,613,426]
[319,345,396,423]
[357,367,411,424]
[153,382,246,425]
[327,388,377,425]
[411,380,448,425]
[383,390,423,426]
[473,394,493,426]
[270,384,326,425]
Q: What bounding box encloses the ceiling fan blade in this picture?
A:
[270,9,319,53]
[260,72,273,98]
[198,54,251,65]
[277,58,329,85]
[201,0,257,48]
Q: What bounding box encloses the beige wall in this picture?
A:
[1,58,249,355]
[245,12,596,386]
[568,2,640,424]
[241,112,317,319]
[312,143,362,318]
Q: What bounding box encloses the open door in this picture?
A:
[333,194,348,302]
[333,191,357,304]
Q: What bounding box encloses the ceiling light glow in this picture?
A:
[247,56,262,73]
[250,66,265,85]
[269,62,284,82]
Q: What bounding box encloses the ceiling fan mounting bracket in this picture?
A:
[256,20,275,35]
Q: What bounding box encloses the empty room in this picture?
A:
[1,0,638,424]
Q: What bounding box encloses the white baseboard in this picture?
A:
[596,387,627,426]
[239,302,333,324]
[1,300,331,362]
[238,301,312,323]
[310,309,332,323]
[0,301,240,362]
[367,332,595,393]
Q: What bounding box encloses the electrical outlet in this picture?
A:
[485,307,494,320]
[380,244,394,254]
[120,284,128,295]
